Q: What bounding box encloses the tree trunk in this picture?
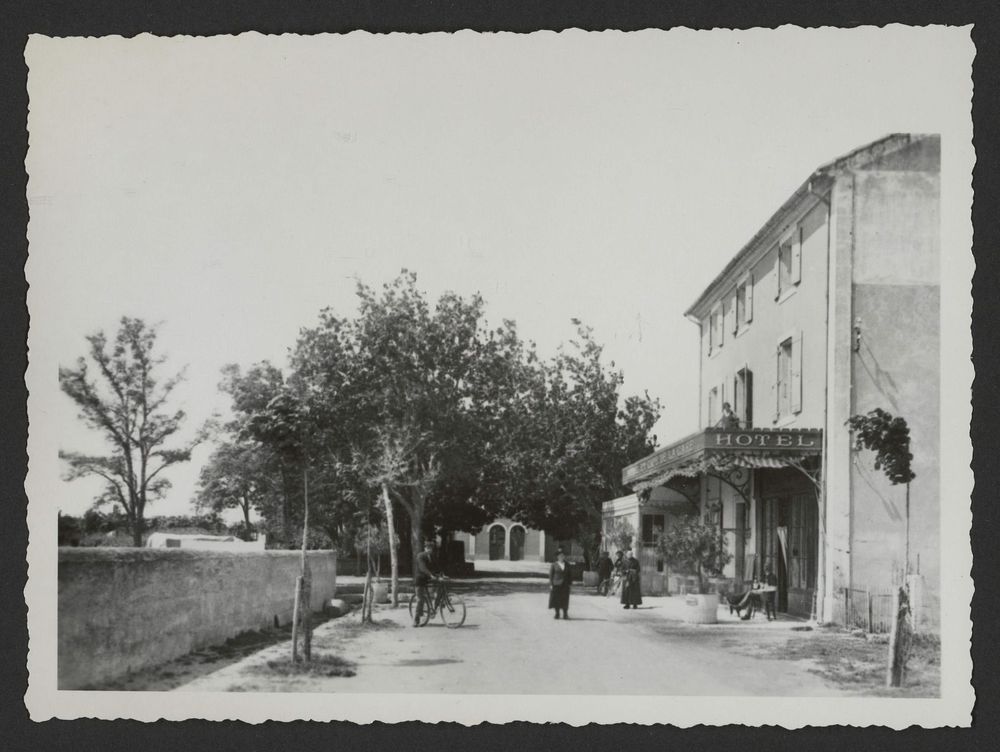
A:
[131,514,143,547]
[381,483,400,608]
[241,496,252,541]
[299,468,312,661]
[361,563,373,624]
[409,502,424,576]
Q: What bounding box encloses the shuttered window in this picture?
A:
[777,227,802,299]
[775,334,803,420]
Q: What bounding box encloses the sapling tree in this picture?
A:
[846,408,918,687]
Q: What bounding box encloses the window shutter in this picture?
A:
[774,244,781,301]
[731,289,739,335]
[745,273,754,323]
[718,303,725,347]
[791,333,803,414]
[791,227,802,285]
[739,364,754,428]
[772,346,780,423]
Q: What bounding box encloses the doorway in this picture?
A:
[759,492,817,616]
[509,526,525,561]
[489,525,506,560]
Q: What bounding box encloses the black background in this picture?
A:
[2,1,998,750]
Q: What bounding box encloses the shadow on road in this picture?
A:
[395,658,463,667]
[556,617,608,622]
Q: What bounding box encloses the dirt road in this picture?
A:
[174,581,848,696]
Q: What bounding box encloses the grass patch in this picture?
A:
[255,654,357,678]
[741,629,940,696]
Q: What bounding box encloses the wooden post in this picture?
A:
[291,575,302,662]
[301,560,312,660]
[886,585,910,687]
[867,590,873,634]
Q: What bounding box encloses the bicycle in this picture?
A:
[605,572,624,598]
[407,576,467,628]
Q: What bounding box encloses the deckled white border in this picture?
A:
[24,26,975,726]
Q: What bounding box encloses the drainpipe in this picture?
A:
[807,175,832,624]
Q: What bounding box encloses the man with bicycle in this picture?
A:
[413,539,438,628]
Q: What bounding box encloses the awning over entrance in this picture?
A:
[622,427,823,493]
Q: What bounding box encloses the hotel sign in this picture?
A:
[622,428,823,485]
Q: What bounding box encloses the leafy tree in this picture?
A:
[59,317,200,547]
[494,322,661,564]
[195,439,272,540]
[290,272,511,574]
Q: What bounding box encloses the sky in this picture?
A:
[24,27,973,519]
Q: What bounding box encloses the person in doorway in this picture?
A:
[548,548,572,619]
[621,549,643,609]
[596,550,613,595]
[413,539,438,627]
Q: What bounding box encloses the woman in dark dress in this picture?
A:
[548,549,571,619]
[620,549,643,609]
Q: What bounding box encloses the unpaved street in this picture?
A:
[175,581,848,696]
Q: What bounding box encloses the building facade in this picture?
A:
[618,134,940,629]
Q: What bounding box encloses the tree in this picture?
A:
[195,439,272,540]
[290,272,510,576]
[494,321,661,564]
[59,317,199,547]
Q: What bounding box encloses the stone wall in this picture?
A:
[58,547,337,689]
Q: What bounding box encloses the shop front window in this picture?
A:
[642,514,664,545]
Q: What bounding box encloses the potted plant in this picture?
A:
[355,524,391,604]
[657,512,732,624]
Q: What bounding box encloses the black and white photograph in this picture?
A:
[22,27,974,725]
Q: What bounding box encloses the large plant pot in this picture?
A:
[582,571,600,588]
[682,593,720,624]
[372,582,390,604]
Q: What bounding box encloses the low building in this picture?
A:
[144,532,267,551]
[453,518,585,564]
[602,486,695,595]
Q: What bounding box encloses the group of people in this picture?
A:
[548,547,643,620]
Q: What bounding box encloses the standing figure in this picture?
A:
[548,549,572,620]
[413,539,437,627]
[620,549,643,609]
[610,549,626,596]
[596,550,613,595]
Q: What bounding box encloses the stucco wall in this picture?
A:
[848,161,940,631]
[698,198,830,432]
[58,548,337,689]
